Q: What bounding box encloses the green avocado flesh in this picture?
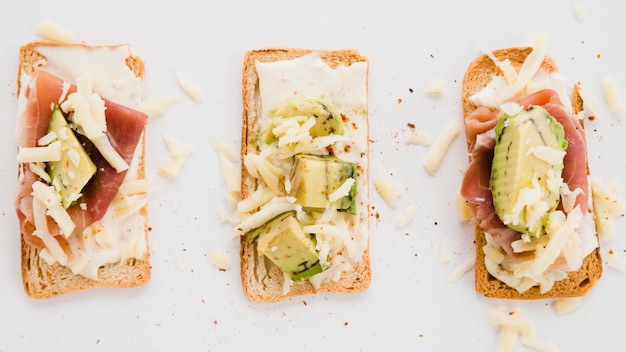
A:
[272,96,344,138]
[255,212,323,281]
[490,105,568,237]
[289,154,357,214]
[46,105,97,209]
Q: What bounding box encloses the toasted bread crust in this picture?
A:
[240,49,370,303]
[17,41,150,299]
[462,47,602,299]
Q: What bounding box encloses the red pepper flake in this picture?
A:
[397,98,403,104]
[344,322,349,326]
[407,123,416,129]
[419,334,424,338]
[588,115,596,121]
[509,311,515,316]
[597,53,601,59]
[430,53,435,59]
[610,249,615,255]
[303,301,308,306]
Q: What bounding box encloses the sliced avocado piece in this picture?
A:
[46,105,97,209]
[490,105,568,237]
[289,154,357,214]
[256,212,323,281]
[274,96,344,137]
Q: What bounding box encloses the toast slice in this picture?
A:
[462,47,602,299]
[16,41,150,299]
[239,49,371,303]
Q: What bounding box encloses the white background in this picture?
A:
[1,1,626,351]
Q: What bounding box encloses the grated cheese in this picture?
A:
[573,4,586,22]
[176,69,204,102]
[35,19,75,44]
[423,120,460,175]
[394,205,416,229]
[138,93,180,116]
[424,79,445,95]
[601,75,625,115]
[373,175,403,208]
[209,250,231,270]
[592,178,625,241]
[607,250,626,271]
[490,306,558,352]
[405,129,432,146]
[447,258,475,282]
[32,180,75,237]
[454,191,471,222]
[553,298,582,315]
[17,141,62,163]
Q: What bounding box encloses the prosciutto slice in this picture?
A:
[460,89,589,254]
[15,70,147,252]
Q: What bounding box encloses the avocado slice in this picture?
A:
[256,212,323,281]
[289,154,357,214]
[46,105,97,209]
[273,96,344,137]
[490,105,568,237]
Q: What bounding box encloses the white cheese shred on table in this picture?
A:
[447,258,475,282]
[373,175,403,208]
[423,120,460,175]
[490,306,559,352]
[35,19,75,44]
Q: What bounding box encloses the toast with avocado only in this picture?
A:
[15,41,150,298]
[238,48,371,303]
[460,41,602,299]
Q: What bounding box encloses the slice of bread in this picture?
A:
[462,47,602,299]
[240,48,371,303]
[17,41,150,299]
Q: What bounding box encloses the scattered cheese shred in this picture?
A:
[394,205,416,229]
[209,250,231,270]
[373,175,403,208]
[454,191,471,222]
[158,135,194,179]
[423,120,460,175]
[447,258,475,282]
[424,79,445,95]
[573,4,586,22]
[138,93,180,116]
[490,306,558,352]
[607,250,626,271]
[17,141,62,163]
[553,298,582,315]
[176,69,204,102]
[405,129,432,146]
[592,178,625,241]
[601,75,626,115]
[35,19,75,44]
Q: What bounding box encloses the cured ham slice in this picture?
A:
[460,89,589,251]
[15,70,147,252]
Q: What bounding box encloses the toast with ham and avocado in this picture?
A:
[237,48,371,303]
[459,36,602,299]
[15,41,150,298]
